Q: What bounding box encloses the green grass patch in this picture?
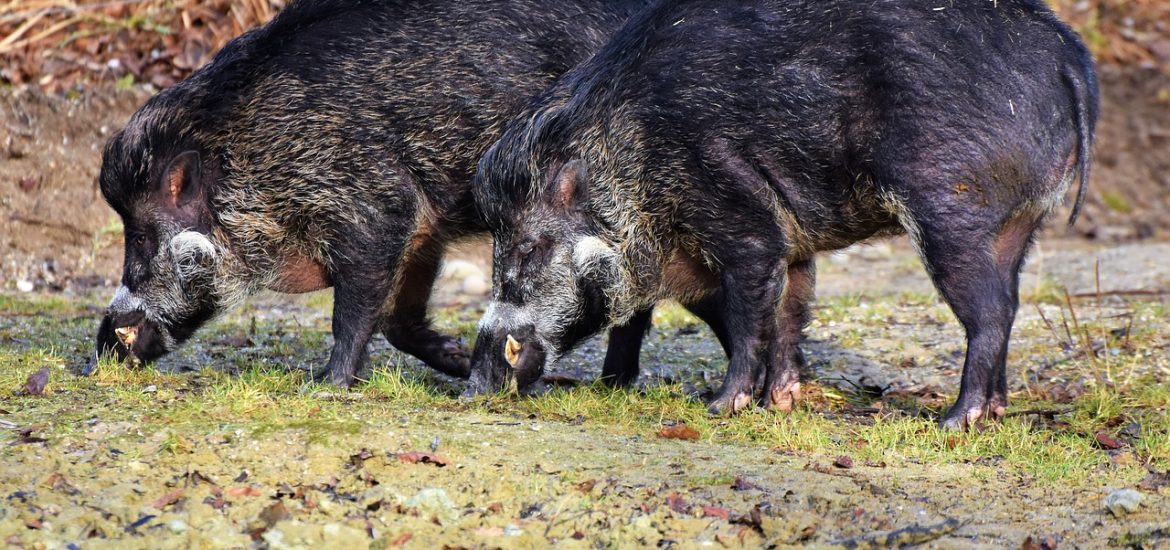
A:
[2,291,1166,487]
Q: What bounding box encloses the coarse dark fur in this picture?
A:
[469,0,1099,428]
[94,0,654,386]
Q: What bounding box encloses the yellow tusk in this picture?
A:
[114,326,138,348]
[504,334,522,367]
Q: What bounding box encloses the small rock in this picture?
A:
[1103,489,1144,517]
[16,280,34,292]
[142,385,158,394]
[405,488,458,523]
[166,520,188,533]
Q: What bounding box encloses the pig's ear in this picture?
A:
[161,150,202,209]
[554,159,589,212]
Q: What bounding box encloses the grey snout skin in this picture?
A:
[464,325,546,397]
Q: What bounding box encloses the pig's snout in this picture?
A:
[465,325,547,396]
[94,309,167,370]
[95,313,130,364]
[503,331,546,388]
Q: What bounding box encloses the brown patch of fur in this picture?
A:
[992,212,1040,275]
[659,248,717,303]
[268,253,331,293]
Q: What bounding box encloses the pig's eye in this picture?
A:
[515,235,551,269]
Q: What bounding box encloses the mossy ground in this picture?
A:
[0,276,1168,548]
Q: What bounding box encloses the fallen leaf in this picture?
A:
[576,479,597,493]
[834,455,854,469]
[124,514,155,533]
[23,367,49,396]
[666,492,690,514]
[15,426,47,444]
[716,526,750,545]
[396,452,450,467]
[1138,469,1170,492]
[702,506,730,520]
[473,526,504,537]
[151,488,185,510]
[1094,432,1123,450]
[259,501,290,526]
[388,532,413,547]
[186,470,217,487]
[732,476,760,491]
[350,448,375,468]
[1022,534,1059,550]
[657,424,700,441]
[18,177,38,192]
[486,502,503,514]
[24,518,42,529]
[225,486,262,497]
[44,473,80,496]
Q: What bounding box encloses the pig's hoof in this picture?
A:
[707,390,752,416]
[765,381,801,412]
[461,376,494,400]
[324,369,355,389]
[940,404,995,431]
[435,339,472,379]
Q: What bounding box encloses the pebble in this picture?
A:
[16,280,34,292]
[166,520,188,533]
[1103,489,1144,517]
[405,488,458,523]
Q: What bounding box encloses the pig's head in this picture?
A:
[469,159,626,393]
[94,108,234,367]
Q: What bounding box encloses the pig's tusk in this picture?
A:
[114,326,138,348]
[504,334,522,367]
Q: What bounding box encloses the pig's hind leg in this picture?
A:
[380,237,472,379]
[894,187,1043,430]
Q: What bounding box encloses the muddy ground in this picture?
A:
[1,67,1169,546]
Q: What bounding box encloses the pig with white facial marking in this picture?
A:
[467,0,1098,429]
[91,0,658,385]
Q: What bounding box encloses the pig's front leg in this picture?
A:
[600,309,654,387]
[600,294,733,388]
[316,232,403,388]
[762,258,815,411]
[707,252,787,416]
[381,237,470,379]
